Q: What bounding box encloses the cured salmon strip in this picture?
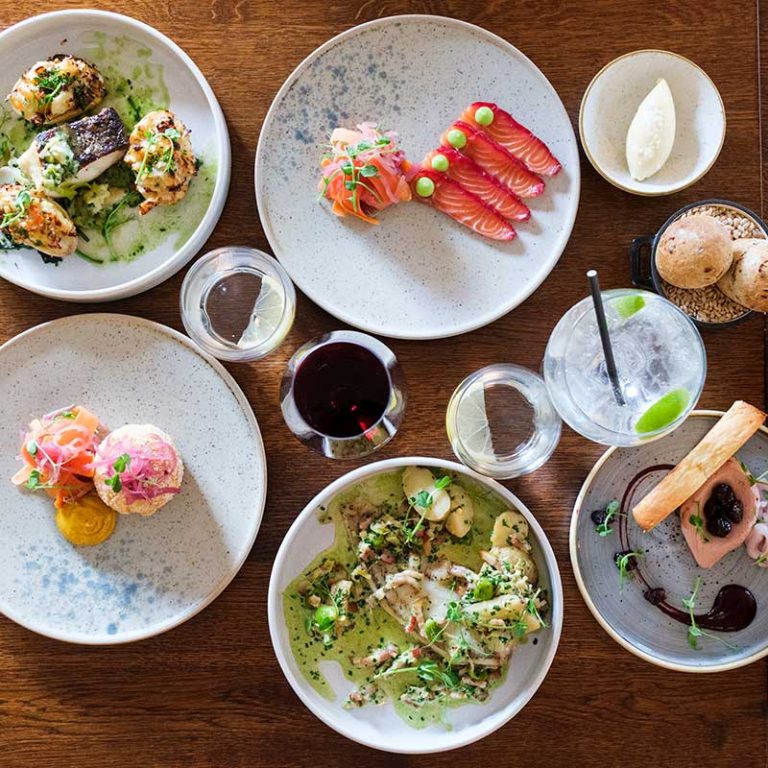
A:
[441,121,544,198]
[460,102,561,176]
[411,169,516,241]
[423,147,530,222]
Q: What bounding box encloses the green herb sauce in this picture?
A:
[283,470,508,729]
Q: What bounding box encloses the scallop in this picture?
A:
[124,110,197,214]
[0,183,77,257]
[7,55,106,126]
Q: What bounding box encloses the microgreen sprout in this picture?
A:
[403,475,451,544]
[614,549,644,591]
[1,188,31,229]
[682,577,737,651]
[689,505,710,543]
[593,499,621,536]
[105,453,131,493]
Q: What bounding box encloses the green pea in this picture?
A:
[415,176,435,197]
[424,618,440,642]
[474,106,494,126]
[473,578,494,601]
[446,128,467,149]
[430,153,450,172]
[313,603,338,631]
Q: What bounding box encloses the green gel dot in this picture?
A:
[474,106,494,126]
[431,154,449,172]
[447,129,467,149]
[415,176,435,197]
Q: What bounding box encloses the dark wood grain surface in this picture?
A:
[0,1,766,766]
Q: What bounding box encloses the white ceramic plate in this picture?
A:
[571,411,768,671]
[268,457,563,753]
[579,49,725,196]
[255,15,579,340]
[0,10,230,301]
[0,314,266,644]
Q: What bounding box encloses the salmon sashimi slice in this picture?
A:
[460,102,562,176]
[423,147,531,222]
[410,169,516,241]
[441,121,544,198]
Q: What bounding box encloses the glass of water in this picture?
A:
[180,246,296,362]
[542,288,706,446]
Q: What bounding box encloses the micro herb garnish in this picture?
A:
[136,127,179,181]
[26,440,38,456]
[615,549,644,591]
[683,576,737,651]
[24,469,42,490]
[102,190,142,260]
[105,453,131,493]
[415,659,460,689]
[755,552,768,567]
[595,499,621,536]
[1,189,31,229]
[34,69,73,107]
[423,601,463,647]
[59,410,76,419]
[403,475,451,544]
[689,504,710,543]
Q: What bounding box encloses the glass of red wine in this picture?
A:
[280,330,406,458]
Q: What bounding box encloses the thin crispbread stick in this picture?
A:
[632,401,766,532]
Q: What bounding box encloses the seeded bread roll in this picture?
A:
[655,214,733,289]
[717,238,768,312]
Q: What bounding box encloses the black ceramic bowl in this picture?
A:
[629,198,767,330]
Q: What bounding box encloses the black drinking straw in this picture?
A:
[587,270,625,406]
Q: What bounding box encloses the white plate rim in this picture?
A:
[569,409,768,672]
[0,9,231,303]
[267,455,563,753]
[578,48,726,198]
[254,14,580,340]
[0,313,267,645]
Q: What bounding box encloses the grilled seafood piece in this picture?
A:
[7,55,106,126]
[124,110,196,214]
[0,184,77,257]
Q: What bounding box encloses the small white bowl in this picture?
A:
[580,49,725,196]
[267,457,563,753]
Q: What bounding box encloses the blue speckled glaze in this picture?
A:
[0,315,266,644]
[255,16,580,340]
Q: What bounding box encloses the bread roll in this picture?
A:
[655,214,733,289]
[717,238,768,312]
[632,401,766,531]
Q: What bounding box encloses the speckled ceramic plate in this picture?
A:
[268,457,563,753]
[0,314,266,644]
[255,15,579,340]
[0,10,230,302]
[571,411,768,672]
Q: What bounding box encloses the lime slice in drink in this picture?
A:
[613,294,646,319]
[238,276,285,349]
[454,383,495,461]
[635,388,689,434]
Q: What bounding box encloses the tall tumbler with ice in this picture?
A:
[542,289,706,446]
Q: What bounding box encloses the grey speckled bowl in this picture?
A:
[255,15,580,340]
[0,314,266,644]
[571,411,768,672]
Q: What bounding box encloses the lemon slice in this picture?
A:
[614,294,646,319]
[455,383,495,461]
[635,388,689,434]
[238,276,285,349]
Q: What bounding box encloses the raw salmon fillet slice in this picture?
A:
[411,168,517,241]
[441,121,544,198]
[424,147,531,222]
[460,102,561,176]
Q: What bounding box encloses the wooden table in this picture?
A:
[1,1,766,766]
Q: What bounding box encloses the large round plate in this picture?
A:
[0,314,266,644]
[0,10,230,302]
[571,411,768,671]
[255,15,579,340]
[268,457,562,752]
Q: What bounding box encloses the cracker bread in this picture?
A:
[632,401,766,531]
